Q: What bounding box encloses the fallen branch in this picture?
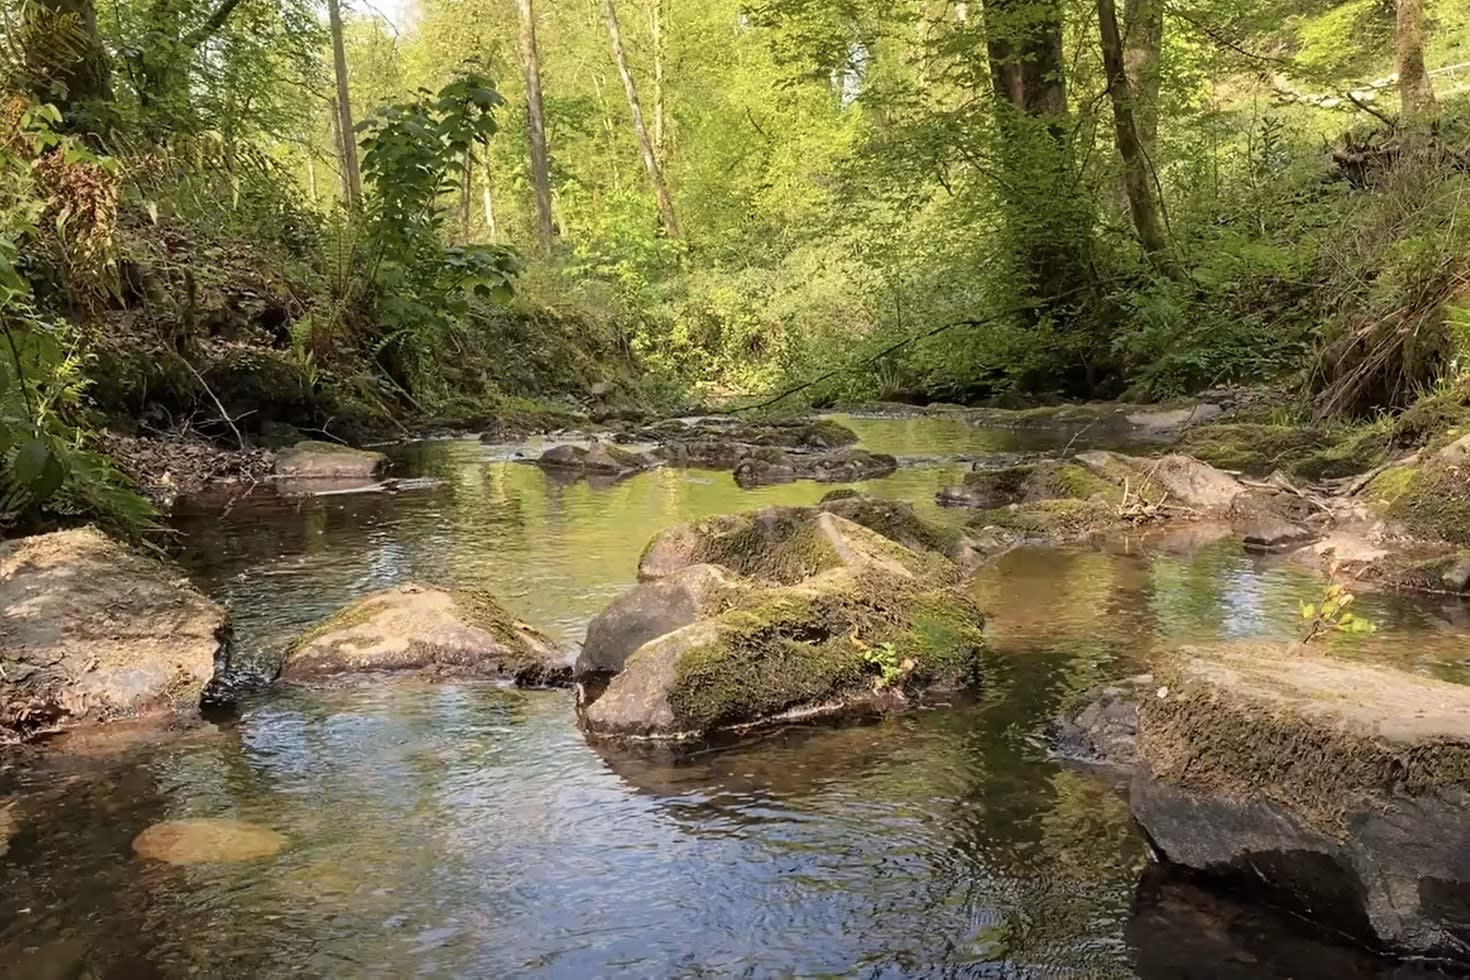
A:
[177,355,246,451]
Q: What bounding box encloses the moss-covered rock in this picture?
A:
[967,498,1122,539]
[1363,459,1470,545]
[938,461,1121,509]
[580,566,985,740]
[1133,644,1470,959]
[638,506,955,585]
[283,583,569,685]
[1175,423,1320,475]
[1075,451,1245,511]
[817,496,981,567]
[534,441,656,479]
[583,507,986,740]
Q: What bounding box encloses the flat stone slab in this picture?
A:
[0,528,227,741]
[274,440,388,480]
[1134,645,1470,960]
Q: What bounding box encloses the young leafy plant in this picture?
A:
[1298,584,1377,644]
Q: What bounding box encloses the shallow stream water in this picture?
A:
[3,413,1469,978]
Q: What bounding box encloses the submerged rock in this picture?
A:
[0,528,229,742]
[1132,645,1470,962]
[282,583,569,685]
[582,506,985,741]
[937,461,1118,509]
[133,818,288,864]
[1049,676,1153,768]
[1241,516,1316,553]
[730,447,898,487]
[274,440,389,480]
[535,442,655,479]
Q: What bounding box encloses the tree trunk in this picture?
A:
[1099,0,1176,274]
[327,0,362,207]
[1395,0,1436,121]
[1121,0,1162,154]
[603,0,680,238]
[651,0,667,165]
[460,149,473,241]
[25,0,113,134]
[982,0,1092,312]
[516,0,556,251]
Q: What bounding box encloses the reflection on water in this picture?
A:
[3,418,1469,977]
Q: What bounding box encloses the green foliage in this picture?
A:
[1298,584,1377,643]
[356,70,520,381]
[0,103,153,536]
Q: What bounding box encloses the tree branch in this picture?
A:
[183,0,249,50]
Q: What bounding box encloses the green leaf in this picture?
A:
[1300,603,1315,620]
[13,438,49,485]
[31,451,66,502]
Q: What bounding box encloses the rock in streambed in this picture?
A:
[282,583,570,685]
[0,528,230,742]
[1125,646,1470,962]
[578,504,986,741]
[274,440,389,480]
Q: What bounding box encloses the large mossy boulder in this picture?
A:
[1363,458,1470,546]
[582,506,985,741]
[274,440,388,480]
[282,583,569,685]
[0,528,228,741]
[1131,645,1470,961]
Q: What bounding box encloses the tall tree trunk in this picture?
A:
[1395,0,1436,121]
[516,0,556,251]
[1099,0,1176,274]
[982,0,1092,313]
[651,0,667,165]
[327,0,362,207]
[603,0,680,238]
[25,0,113,134]
[1121,0,1162,154]
[483,178,498,240]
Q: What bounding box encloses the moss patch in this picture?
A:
[661,571,985,733]
[968,498,1120,538]
[1376,460,1470,545]
[819,497,968,563]
[1141,647,1470,835]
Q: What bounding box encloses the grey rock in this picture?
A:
[1241,516,1316,553]
[274,440,388,480]
[577,564,746,677]
[1444,558,1470,594]
[0,528,228,741]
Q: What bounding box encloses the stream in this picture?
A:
[3,414,1470,978]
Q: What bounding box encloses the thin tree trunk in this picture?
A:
[329,100,351,203]
[483,180,497,240]
[651,0,666,164]
[460,149,472,241]
[1395,0,1436,121]
[327,0,361,206]
[603,0,680,238]
[1121,0,1162,153]
[307,153,318,203]
[516,0,556,250]
[1099,0,1176,273]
